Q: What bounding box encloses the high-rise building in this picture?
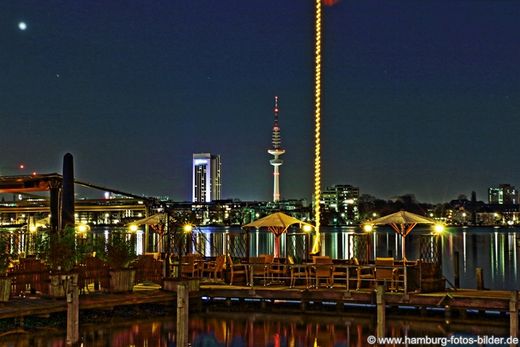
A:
[192,153,221,202]
[488,184,518,205]
[268,96,285,202]
[321,184,360,222]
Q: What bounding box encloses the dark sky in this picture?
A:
[1,1,519,203]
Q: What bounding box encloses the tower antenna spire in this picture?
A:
[268,96,285,202]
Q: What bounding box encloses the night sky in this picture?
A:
[1,1,519,203]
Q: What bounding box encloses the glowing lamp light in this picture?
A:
[363,224,374,233]
[129,224,138,232]
[183,224,193,233]
[433,224,445,233]
[77,224,88,233]
[29,225,37,233]
[302,224,313,233]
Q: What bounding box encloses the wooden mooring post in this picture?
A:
[66,274,79,345]
[177,283,189,347]
[510,291,518,340]
[475,267,484,290]
[376,285,385,339]
[454,251,460,288]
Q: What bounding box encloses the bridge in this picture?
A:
[0,155,153,229]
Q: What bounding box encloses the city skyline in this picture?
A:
[1,1,518,203]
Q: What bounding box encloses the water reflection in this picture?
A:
[0,311,510,347]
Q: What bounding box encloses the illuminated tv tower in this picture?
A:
[268,96,285,202]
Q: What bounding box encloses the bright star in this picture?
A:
[18,22,27,31]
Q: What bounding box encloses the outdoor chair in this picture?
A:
[201,255,226,281]
[311,256,334,288]
[330,261,350,288]
[248,255,273,286]
[181,254,201,278]
[352,257,375,290]
[227,255,248,285]
[133,254,163,285]
[288,255,309,288]
[268,258,288,285]
[375,257,399,291]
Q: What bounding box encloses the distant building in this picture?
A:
[192,153,221,202]
[321,184,360,223]
[488,184,518,205]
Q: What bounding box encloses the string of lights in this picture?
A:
[312,0,322,254]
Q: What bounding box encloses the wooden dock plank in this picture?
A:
[0,284,517,321]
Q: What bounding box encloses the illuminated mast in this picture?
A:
[311,0,323,254]
[268,96,285,202]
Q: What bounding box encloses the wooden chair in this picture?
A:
[10,258,50,295]
[181,254,201,278]
[352,257,375,290]
[311,256,334,288]
[330,261,350,288]
[80,256,110,292]
[133,255,163,285]
[249,255,272,286]
[288,255,308,288]
[227,256,248,285]
[201,255,226,281]
[268,258,287,285]
[375,257,399,291]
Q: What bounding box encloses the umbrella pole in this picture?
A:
[402,234,407,295]
[274,235,280,259]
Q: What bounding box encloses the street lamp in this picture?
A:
[433,224,445,234]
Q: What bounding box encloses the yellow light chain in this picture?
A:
[312,0,322,254]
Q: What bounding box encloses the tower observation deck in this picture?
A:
[268,96,285,202]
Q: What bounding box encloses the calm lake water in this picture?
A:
[0,310,511,347]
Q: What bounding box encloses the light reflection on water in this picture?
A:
[0,311,510,347]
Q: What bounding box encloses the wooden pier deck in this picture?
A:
[0,283,517,321]
[199,284,519,312]
[0,284,176,320]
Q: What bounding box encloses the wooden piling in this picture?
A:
[376,285,385,339]
[177,283,189,347]
[510,291,518,339]
[66,274,79,345]
[454,251,460,288]
[476,267,484,290]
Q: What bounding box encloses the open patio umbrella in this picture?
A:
[127,213,167,252]
[243,212,313,258]
[368,210,436,293]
